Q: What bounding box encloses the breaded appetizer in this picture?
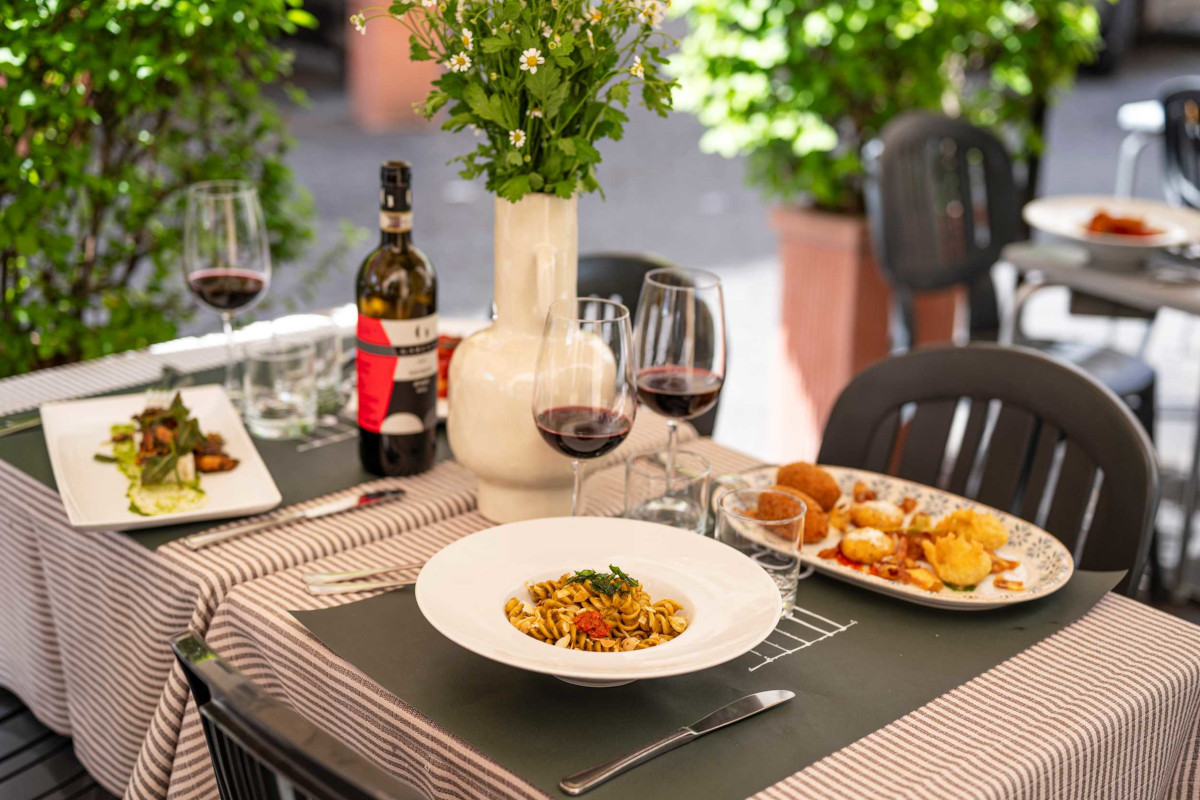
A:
[840,527,895,565]
[849,499,905,531]
[921,533,992,588]
[766,485,829,543]
[935,508,1008,551]
[776,462,840,511]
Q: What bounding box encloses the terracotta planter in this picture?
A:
[769,206,960,460]
[346,0,440,130]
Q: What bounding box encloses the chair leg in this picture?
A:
[1131,379,1166,600]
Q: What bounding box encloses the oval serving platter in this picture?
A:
[715,465,1074,611]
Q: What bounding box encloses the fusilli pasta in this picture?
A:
[505,569,688,652]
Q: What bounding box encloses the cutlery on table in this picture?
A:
[559,689,794,796]
[0,365,192,440]
[182,488,407,551]
[303,560,426,586]
[306,577,418,596]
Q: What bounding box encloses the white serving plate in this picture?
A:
[41,385,281,532]
[1023,195,1199,268]
[416,517,782,687]
[716,466,1074,611]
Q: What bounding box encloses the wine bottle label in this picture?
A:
[357,314,438,435]
[379,211,412,233]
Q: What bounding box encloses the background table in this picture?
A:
[0,339,693,798]
[167,437,1200,800]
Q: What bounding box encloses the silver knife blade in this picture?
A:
[300,488,408,519]
[687,689,795,735]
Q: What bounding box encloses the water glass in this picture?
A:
[716,488,805,615]
[624,450,711,535]
[244,339,318,439]
[272,313,345,414]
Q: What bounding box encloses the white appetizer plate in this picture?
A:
[1023,195,1198,267]
[42,385,281,532]
[716,466,1074,611]
[416,517,782,687]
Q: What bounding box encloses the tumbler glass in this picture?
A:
[716,488,805,615]
[243,339,318,439]
[624,450,711,535]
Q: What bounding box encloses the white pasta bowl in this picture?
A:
[415,517,783,687]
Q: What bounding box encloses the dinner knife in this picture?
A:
[559,689,794,796]
[182,488,407,550]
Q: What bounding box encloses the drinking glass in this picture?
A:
[243,339,317,440]
[272,313,345,415]
[633,268,726,496]
[716,488,805,615]
[533,298,638,516]
[183,181,272,404]
[625,450,711,535]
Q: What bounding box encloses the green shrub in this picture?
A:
[672,0,1102,213]
[0,0,319,377]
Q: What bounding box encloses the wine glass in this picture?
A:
[533,298,638,516]
[633,267,727,464]
[183,181,272,403]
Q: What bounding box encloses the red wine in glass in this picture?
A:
[636,366,723,419]
[535,406,632,460]
[187,269,267,313]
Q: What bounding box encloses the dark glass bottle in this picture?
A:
[356,161,438,476]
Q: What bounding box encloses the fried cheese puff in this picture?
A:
[922,533,992,587]
[776,462,840,511]
[764,485,829,543]
[849,499,905,531]
[935,508,1008,551]
[840,527,895,565]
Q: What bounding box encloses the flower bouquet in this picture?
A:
[353,0,676,202]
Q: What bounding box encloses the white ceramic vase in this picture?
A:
[447,193,578,522]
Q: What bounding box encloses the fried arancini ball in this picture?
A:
[767,485,830,543]
[921,533,992,588]
[839,527,895,565]
[849,500,905,531]
[750,490,806,543]
[776,462,840,511]
[935,509,1008,551]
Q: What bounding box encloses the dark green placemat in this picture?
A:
[0,369,451,550]
[292,569,1123,800]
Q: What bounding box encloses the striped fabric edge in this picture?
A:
[750,593,1200,800]
[162,443,765,800]
[0,460,73,734]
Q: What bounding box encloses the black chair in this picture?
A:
[818,344,1159,596]
[1162,78,1200,210]
[578,252,721,437]
[863,111,1158,440]
[172,633,428,800]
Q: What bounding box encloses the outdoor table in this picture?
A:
[163,436,1200,800]
[0,332,694,798]
[1002,241,1200,601]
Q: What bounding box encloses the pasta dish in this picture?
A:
[504,566,688,652]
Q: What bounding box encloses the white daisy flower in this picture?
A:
[586,28,595,48]
[542,24,553,37]
[586,5,602,23]
[455,3,465,22]
[509,129,526,148]
[519,48,545,74]
[639,0,665,27]
[571,17,585,31]
[349,12,366,34]
[630,55,643,78]
[529,107,543,118]
[460,28,473,49]
[448,52,472,72]
[421,0,436,7]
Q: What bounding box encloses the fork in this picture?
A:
[302,560,426,586]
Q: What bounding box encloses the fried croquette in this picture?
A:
[750,489,806,543]
[840,527,895,564]
[935,508,1008,550]
[921,533,992,588]
[766,485,829,543]
[849,500,905,531]
[776,462,841,511]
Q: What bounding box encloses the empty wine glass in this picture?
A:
[184,181,272,403]
[533,298,638,516]
[633,268,726,493]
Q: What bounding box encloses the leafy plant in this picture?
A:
[671,0,1102,213]
[0,0,320,377]
[354,0,676,202]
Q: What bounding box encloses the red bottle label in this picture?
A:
[356,313,438,434]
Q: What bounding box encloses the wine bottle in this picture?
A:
[356,161,438,476]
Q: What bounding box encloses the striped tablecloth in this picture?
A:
[167,438,1200,800]
[0,345,695,799]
